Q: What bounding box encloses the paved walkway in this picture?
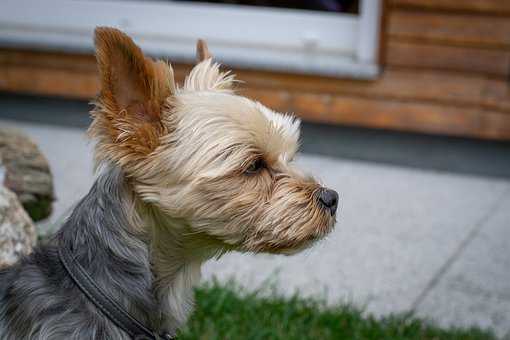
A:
[1,118,509,338]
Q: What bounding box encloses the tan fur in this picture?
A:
[196,39,212,62]
[90,27,175,171]
[88,27,337,332]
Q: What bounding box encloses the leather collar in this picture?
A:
[58,245,173,340]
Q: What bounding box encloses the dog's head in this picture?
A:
[90,27,338,255]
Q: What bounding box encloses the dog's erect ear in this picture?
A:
[196,39,212,62]
[91,27,175,168]
[95,26,175,119]
[185,39,235,92]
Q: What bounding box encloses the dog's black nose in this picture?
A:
[319,189,339,215]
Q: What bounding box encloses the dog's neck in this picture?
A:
[59,166,217,336]
[141,207,222,330]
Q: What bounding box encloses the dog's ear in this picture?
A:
[91,27,175,168]
[196,39,212,62]
[184,39,235,92]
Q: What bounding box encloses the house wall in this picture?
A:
[1,0,510,140]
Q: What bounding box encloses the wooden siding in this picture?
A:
[388,10,510,48]
[1,1,510,140]
[386,40,510,76]
[390,0,510,15]
[386,4,510,77]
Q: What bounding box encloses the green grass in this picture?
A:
[177,280,495,340]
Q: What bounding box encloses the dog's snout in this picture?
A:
[318,188,339,215]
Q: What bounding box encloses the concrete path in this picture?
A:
[1,118,509,338]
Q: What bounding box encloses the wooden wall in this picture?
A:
[1,0,510,140]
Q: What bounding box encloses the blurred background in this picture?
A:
[1,0,509,339]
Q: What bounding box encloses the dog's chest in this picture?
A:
[159,262,202,333]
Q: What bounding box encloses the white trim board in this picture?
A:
[0,0,382,78]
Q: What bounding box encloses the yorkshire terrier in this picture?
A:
[0,27,338,339]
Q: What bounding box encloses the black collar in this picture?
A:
[58,245,173,340]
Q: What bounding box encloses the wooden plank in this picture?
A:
[389,9,510,48]
[389,0,510,15]
[237,67,510,113]
[0,65,99,99]
[305,94,510,140]
[482,111,510,139]
[482,80,510,113]
[386,40,510,77]
[1,49,97,72]
[242,89,510,140]
[327,96,482,137]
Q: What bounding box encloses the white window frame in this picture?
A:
[0,0,382,78]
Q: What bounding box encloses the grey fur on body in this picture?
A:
[0,166,175,339]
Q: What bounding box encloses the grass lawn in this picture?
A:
[177,281,495,340]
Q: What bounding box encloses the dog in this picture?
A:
[0,27,338,339]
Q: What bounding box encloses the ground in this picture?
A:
[1,94,509,338]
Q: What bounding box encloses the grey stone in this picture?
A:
[0,127,54,221]
[0,185,36,268]
[0,120,95,237]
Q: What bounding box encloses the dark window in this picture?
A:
[171,0,359,14]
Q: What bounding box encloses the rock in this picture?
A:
[0,128,54,221]
[0,185,36,268]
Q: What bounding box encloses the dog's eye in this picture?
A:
[245,158,265,174]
